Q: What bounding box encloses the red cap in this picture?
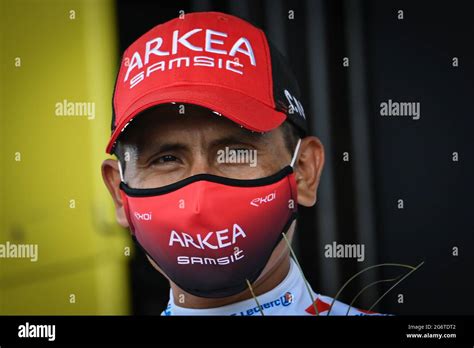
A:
[107,11,307,154]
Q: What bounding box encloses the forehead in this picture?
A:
[118,103,277,147]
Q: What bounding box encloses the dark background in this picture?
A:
[115,0,474,315]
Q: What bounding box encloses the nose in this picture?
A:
[186,155,211,215]
[187,153,213,177]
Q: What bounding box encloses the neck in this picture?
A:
[171,254,291,309]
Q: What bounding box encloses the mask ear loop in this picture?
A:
[290,138,302,168]
[118,161,125,184]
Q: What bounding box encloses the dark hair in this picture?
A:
[114,140,128,174]
[281,120,303,154]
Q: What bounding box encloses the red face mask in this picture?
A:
[119,140,301,298]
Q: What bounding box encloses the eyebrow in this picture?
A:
[208,134,263,149]
[138,132,264,158]
[145,142,188,155]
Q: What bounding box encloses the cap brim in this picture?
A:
[106,84,286,154]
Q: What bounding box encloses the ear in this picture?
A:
[294,136,325,207]
[101,159,129,227]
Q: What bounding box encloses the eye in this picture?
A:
[153,154,178,164]
[224,146,252,153]
[233,147,250,151]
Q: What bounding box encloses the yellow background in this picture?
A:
[0,0,131,314]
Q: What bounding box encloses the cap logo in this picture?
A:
[123,28,257,89]
[284,89,306,119]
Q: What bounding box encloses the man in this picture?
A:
[102,11,378,316]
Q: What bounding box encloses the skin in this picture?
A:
[102,104,325,309]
